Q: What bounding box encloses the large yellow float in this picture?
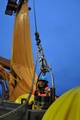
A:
[42,86,80,120]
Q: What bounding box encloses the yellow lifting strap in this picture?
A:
[42,86,80,120]
[9,1,37,101]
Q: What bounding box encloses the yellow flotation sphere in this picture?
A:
[42,86,80,120]
[15,94,34,104]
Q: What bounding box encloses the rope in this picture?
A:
[33,0,49,75]
[32,0,55,98]
[33,0,38,32]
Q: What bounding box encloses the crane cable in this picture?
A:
[33,0,49,74]
[33,0,38,32]
[33,0,55,90]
